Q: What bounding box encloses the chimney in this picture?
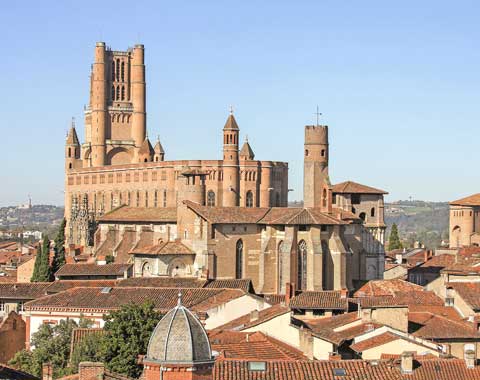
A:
[395,253,403,264]
[79,362,105,380]
[465,349,476,369]
[42,363,52,380]
[249,310,259,322]
[285,282,295,305]
[400,351,414,374]
[424,250,429,263]
[340,289,348,299]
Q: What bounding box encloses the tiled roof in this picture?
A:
[410,312,480,339]
[0,268,18,283]
[263,294,286,305]
[350,332,399,352]
[66,125,79,146]
[214,304,290,331]
[354,279,424,297]
[25,287,244,314]
[209,331,307,360]
[213,359,400,380]
[98,206,177,223]
[409,254,456,273]
[205,279,254,293]
[0,283,50,300]
[353,291,443,308]
[289,291,349,310]
[184,201,345,225]
[138,137,154,155]
[447,282,480,311]
[223,114,239,130]
[45,280,119,294]
[239,140,255,159]
[117,277,207,288]
[0,364,39,380]
[332,181,388,195]
[153,138,164,154]
[450,193,480,206]
[129,240,195,255]
[55,263,132,277]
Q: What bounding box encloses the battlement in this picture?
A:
[304,125,328,145]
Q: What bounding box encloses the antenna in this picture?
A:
[314,106,322,126]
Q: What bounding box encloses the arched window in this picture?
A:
[371,208,375,217]
[68,147,71,158]
[321,149,325,157]
[142,262,152,277]
[278,241,285,293]
[236,239,243,279]
[111,61,115,81]
[116,86,120,100]
[69,163,72,169]
[119,192,122,205]
[136,191,140,207]
[111,85,115,101]
[145,191,148,207]
[144,158,148,162]
[207,190,215,206]
[359,212,366,221]
[110,193,114,210]
[116,59,120,81]
[246,191,254,207]
[121,61,125,81]
[121,85,125,100]
[163,189,167,207]
[322,188,327,208]
[127,191,131,206]
[305,149,309,156]
[297,240,307,290]
[154,190,158,207]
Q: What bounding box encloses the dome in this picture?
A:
[145,294,213,365]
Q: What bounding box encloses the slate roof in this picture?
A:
[129,240,195,255]
[25,287,244,314]
[55,264,131,277]
[332,181,388,195]
[98,206,177,223]
[289,291,349,310]
[450,193,480,206]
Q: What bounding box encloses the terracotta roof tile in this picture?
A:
[447,282,480,311]
[214,304,291,331]
[205,279,255,293]
[450,193,480,206]
[209,331,307,360]
[410,313,480,339]
[0,364,39,380]
[354,279,424,297]
[25,287,244,314]
[117,277,207,288]
[0,283,51,300]
[55,263,132,277]
[263,294,286,305]
[332,181,388,195]
[129,240,195,255]
[350,332,399,352]
[290,291,349,310]
[98,206,177,223]
[45,280,118,294]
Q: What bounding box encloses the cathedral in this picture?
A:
[65,42,387,293]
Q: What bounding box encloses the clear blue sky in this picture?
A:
[1,0,479,206]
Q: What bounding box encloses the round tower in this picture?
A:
[222,111,240,207]
[132,44,146,154]
[91,42,107,167]
[143,294,215,380]
[303,125,331,209]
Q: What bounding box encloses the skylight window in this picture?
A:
[248,362,266,371]
[333,368,346,376]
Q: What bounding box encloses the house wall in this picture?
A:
[17,259,35,283]
[313,336,335,360]
[243,312,300,348]
[204,295,270,330]
[0,312,25,362]
[360,338,440,360]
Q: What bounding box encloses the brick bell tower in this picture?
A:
[222,109,240,207]
[303,124,332,212]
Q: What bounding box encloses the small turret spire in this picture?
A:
[177,291,183,307]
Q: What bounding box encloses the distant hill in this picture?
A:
[385,200,449,249]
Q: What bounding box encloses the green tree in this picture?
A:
[36,236,52,282]
[388,223,403,250]
[98,301,161,378]
[9,318,92,378]
[70,332,103,372]
[30,243,42,282]
[51,219,67,279]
